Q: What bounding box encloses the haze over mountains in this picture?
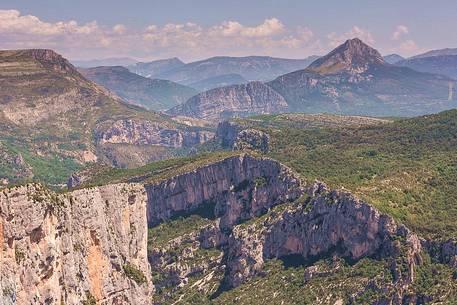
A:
[169,39,455,120]
[79,66,197,110]
[397,48,457,79]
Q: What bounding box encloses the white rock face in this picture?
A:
[0,183,152,305]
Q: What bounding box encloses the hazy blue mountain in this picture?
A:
[409,48,457,59]
[79,66,197,110]
[126,57,185,78]
[268,38,454,117]
[72,57,138,68]
[189,73,248,91]
[383,54,405,64]
[157,55,320,85]
[397,55,457,79]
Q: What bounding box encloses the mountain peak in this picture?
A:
[307,38,385,74]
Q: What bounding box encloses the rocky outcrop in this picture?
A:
[233,129,269,153]
[166,81,288,121]
[96,119,214,148]
[145,154,303,228]
[216,121,270,152]
[0,183,152,305]
[224,181,422,294]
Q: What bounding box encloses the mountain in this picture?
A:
[79,66,197,110]
[72,56,138,68]
[383,53,405,64]
[188,73,248,91]
[0,49,213,184]
[409,47,457,59]
[157,55,319,85]
[268,38,454,116]
[126,57,185,78]
[397,55,457,79]
[166,81,288,120]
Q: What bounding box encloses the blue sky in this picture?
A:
[1,0,456,61]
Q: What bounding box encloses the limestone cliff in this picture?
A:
[166,81,288,121]
[0,183,152,305]
[145,154,303,228]
[225,182,422,297]
[95,119,214,148]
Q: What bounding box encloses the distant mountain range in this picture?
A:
[72,57,138,68]
[157,56,319,85]
[79,66,197,110]
[383,54,405,64]
[169,39,455,120]
[126,57,185,78]
[188,73,248,91]
[395,48,457,79]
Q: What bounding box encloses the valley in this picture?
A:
[1,10,457,303]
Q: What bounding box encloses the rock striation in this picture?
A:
[145,154,303,228]
[224,181,423,298]
[96,119,214,148]
[0,183,152,305]
[166,81,288,121]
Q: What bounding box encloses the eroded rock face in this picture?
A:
[96,119,214,148]
[0,183,152,305]
[145,154,303,228]
[225,182,422,293]
[166,81,288,121]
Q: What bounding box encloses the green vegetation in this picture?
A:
[75,151,243,188]
[123,263,147,284]
[82,292,96,305]
[148,214,213,247]
[230,109,457,240]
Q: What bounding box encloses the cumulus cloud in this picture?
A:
[113,24,126,35]
[392,25,409,40]
[0,10,98,36]
[399,40,419,53]
[327,26,375,48]
[211,18,285,38]
[0,10,321,60]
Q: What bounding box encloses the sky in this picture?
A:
[0,0,456,62]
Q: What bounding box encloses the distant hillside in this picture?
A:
[158,55,319,85]
[268,38,454,116]
[397,55,457,79]
[383,54,405,64]
[0,49,213,185]
[72,57,138,68]
[167,81,288,120]
[189,73,247,91]
[126,57,185,78]
[79,66,197,110]
[409,47,457,59]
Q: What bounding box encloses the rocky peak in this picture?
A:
[307,38,385,74]
[23,49,79,74]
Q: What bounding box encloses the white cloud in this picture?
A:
[211,18,285,38]
[0,10,98,36]
[113,24,126,35]
[327,26,375,48]
[392,25,409,40]
[399,40,419,53]
[0,10,321,60]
